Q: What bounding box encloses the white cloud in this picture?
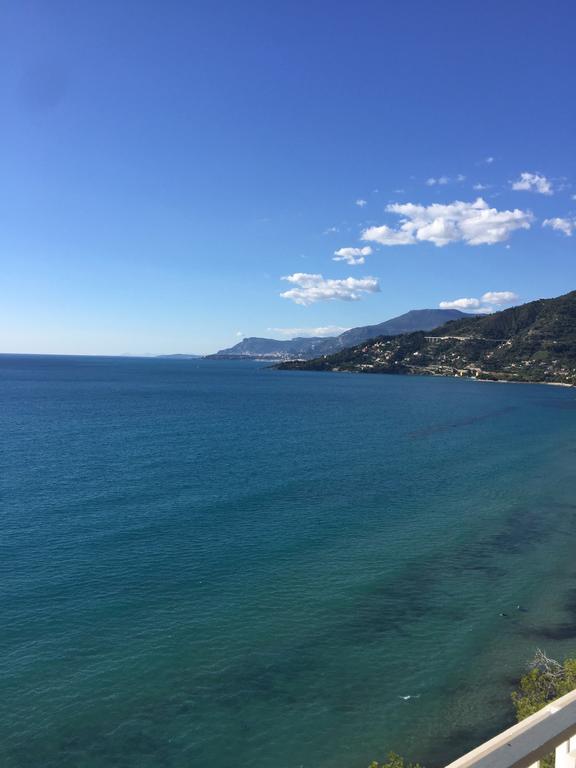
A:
[481,291,519,305]
[323,226,339,234]
[473,183,490,190]
[439,297,482,310]
[361,198,533,247]
[485,156,494,164]
[235,331,244,337]
[361,223,416,245]
[268,326,349,338]
[543,217,575,236]
[456,174,466,182]
[333,246,372,265]
[426,176,449,186]
[355,199,367,207]
[439,291,519,313]
[280,273,380,306]
[511,172,553,195]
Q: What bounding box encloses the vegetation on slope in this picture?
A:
[278,291,576,385]
[511,649,576,721]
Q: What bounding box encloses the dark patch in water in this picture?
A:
[536,397,576,411]
[342,500,573,648]
[565,588,576,614]
[521,586,576,641]
[408,406,516,438]
[524,623,576,641]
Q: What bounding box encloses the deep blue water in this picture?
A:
[2,355,576,768]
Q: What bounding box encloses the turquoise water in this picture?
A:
[2,355,576,768]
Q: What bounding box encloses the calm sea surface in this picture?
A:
[2,355,576,768]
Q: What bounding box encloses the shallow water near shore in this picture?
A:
[2,355,576,768]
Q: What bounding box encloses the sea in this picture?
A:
[2,354,576,768]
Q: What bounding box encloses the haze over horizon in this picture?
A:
[2,1,575,355]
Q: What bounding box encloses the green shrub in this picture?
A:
[511,650,576,768]
[512,650,576,721]
[369,752,422,768]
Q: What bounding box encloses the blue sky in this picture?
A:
[1,0,575,354]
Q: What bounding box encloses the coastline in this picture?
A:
[275,364,576,389]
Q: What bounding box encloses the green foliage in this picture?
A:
[512,650,576,721]
[368,752,422,768]
[511,651,576,768]
[511,668,551,721]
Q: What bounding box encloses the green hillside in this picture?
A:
[277,291,576,385]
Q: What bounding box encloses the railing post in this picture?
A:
[556,740,570,768]
[555,736,576,768]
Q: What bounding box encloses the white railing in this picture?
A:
[445,688,576,768]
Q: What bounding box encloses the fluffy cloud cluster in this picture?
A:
[439,291,519,312]
[333,246,372,265]
[355,199,367,207]
[268,326,349,338]
[511,172,553,195]
[543,217,575,237]
[280,273,380,306]
[361,198,533,247]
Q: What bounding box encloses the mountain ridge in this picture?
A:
[209,309,470,360]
